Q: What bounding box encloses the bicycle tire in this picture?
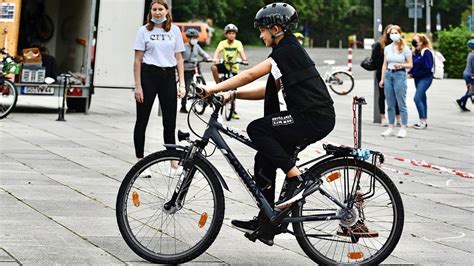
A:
[224,98,235,121]
[192,77,207,115]
[292,158,404,265]
[328,71,354,95]
[116,149,225,264]
[0,79,18,119]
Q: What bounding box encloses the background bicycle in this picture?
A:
[218,58,247,121]
[185,59,212,115]
[116,89,404,265]
[320,59,355,95]
[0,48,19,119]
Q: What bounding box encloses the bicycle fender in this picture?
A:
[163,144,230,191]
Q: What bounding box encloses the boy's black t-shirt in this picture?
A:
[264,34,334,118]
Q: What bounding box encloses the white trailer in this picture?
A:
[15,0,147,112]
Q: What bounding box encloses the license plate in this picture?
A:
[21,85,55,95]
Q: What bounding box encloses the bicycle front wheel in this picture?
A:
[224,98,235,121]
[0,79,18,119]
[116,149,225,264]
[328,71,354,95]
[192,77,207,115]
[292,158,404,265]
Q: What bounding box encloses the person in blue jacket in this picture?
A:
[456,39,474,112]
[408,34,434,129]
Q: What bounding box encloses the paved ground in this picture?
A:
[1,49,474,264]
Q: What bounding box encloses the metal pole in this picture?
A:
[426,0,431,37]
[373,0,382,123]
[414,0,418,33]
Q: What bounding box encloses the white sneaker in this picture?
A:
[397,128,407,138]
[381,128,394,137]
[139,168,152,178]
[381,120,389,127]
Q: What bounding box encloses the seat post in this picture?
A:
[353,97,367,148]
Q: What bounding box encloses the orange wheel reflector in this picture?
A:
[198,212,208,228]
[348,251,364,260]
[132,191,140,207]
[326,172,341,182]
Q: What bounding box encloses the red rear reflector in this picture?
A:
[67,88,83,96]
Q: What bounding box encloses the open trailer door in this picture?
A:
[93,0,145,88]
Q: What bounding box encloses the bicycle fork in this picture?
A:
[162,143,200,213]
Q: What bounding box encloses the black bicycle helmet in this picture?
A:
[185,28,200,38]
[224,24,238,33]
[254,2,298,32]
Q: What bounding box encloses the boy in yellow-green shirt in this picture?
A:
[211,23,248,119]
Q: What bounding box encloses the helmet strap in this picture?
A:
[269,28,284,46]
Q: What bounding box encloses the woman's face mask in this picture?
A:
[390,33,401,42]
[190,39,198,45]
[411,39,418,47]
[151,17,167,24]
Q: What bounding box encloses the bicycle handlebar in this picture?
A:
[194,85,224,107]
[184,59,213,64]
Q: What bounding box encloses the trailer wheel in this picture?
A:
[67,91,92,113]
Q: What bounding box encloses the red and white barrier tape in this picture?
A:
[318,140,473,179]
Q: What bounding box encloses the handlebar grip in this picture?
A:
[195,85,204,96]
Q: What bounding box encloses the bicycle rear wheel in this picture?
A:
[116,149,225,264]
[328,71,354,95]
[0,79,18,119]
[292,158,404,265]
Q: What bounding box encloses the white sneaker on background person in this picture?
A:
[413,122,427,129]
[381,128,394,137]
[397,128,407,138]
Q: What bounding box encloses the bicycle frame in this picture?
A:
[168,96,354,227]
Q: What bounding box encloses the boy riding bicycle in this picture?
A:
[181,28,212,113]
[211,23,248,119]
[201,3,335,245]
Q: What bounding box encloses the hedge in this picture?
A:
[438,26,473,78]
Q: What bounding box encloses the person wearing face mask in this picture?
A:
[408,34,434,129]
[181,28,211,113]
[379,25,413,138]
[200,3,335,246]
[133,0,185,174]
[371,24,401,125]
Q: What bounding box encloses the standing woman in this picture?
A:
[408,34,434,129]
[133,0,185,164]
[380,25,412,138]
[372,24,401,125]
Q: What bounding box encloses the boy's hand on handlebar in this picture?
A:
[242,59,249,65]
[218,91,232,103]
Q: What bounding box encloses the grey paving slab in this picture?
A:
[0,73,473,264]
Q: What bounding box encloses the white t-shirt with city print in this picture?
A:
[134,24,185,67]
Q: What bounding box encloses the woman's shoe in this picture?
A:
[397,128,407,138]
[381,128,394,137]
[413,123,427,129]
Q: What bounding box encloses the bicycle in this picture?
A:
[0,49,19,119]
[218,58,247,121]
[116,88,404,265]
[321,59,355,95]
[185,59,212,115]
